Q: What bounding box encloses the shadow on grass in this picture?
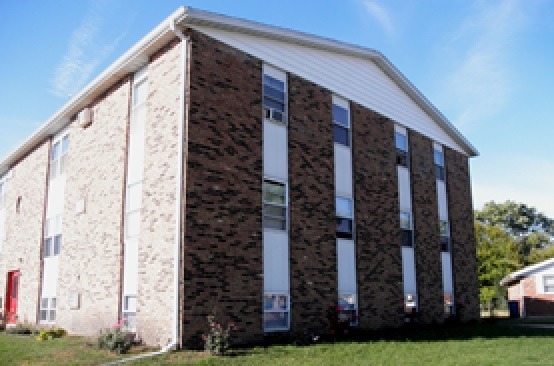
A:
[221,319,554,356]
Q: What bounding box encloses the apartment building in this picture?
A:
[0,7,479,347]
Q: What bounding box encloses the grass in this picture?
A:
[1,321,554,365]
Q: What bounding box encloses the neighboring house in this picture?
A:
[501,258,554,317]
[0,7,479,347]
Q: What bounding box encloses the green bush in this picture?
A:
[97,327,134,354]
[203,314,235,356]
[36,328,67,341]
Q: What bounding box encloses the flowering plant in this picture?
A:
[203,314,235,356]
[97,318,135,354]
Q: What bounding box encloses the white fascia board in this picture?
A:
[182,7,478,157]
[0,7,187,177]
[500,258,554,286]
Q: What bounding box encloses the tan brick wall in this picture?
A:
[137,38,181,346]
[57,78,130,335]
[0,141,49,324]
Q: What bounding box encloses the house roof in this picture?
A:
[500,257,554,287]
[0,6,478,179]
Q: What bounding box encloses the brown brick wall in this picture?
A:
[410,132,443,323]
[182,29,263,347]
[445,148,479,321]
[0,141,49,324]
[288,75,336,334]
[351,104,404,329]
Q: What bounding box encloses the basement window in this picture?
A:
[264,293,289,331]
[40,297,56,323]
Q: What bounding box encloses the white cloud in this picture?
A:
[361,0,394,37]
[50,1,124,98]
[438,0,527,127]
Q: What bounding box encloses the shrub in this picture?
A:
[203,314,235,356]
[36,328,67,341]
[97,319,135,354]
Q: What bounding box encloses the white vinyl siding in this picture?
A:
[192,25,466,155]
[263,64,290,331]
[0,181,5,251]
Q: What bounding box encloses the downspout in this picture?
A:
[103,11,187,365]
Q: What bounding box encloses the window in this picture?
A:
[434,149,445,181]
[336,197,353,239]
[40,297,56,323]
[44,215,62,258]
[122,295,137,331]
[338,294,358,326]
[544,276,554,293]
[263,180,287,230]
[263,293,289,330]
[263,74,286,123]
[440,220,450,252]
[50,135,70,180]
[333,104,350,146]
[400,211,413,247]
[395,132,409,167]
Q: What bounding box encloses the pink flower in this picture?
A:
[201,334,207,341]
[229,322,235,328]
[215,323,221,329]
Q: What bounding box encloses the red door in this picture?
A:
[5,270,20,324]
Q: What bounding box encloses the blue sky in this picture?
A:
[0,0,552,216]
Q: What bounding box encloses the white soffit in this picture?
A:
[190,24,469,155]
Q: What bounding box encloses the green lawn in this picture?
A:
[1,322,554,365]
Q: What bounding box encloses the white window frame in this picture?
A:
[338,293,358,326]
[332,97,351,147]
[263,65,287,125]
[43,214,62,258]
[434,147,445,181]
[263,179,287,231]
[263,293,290,331]
[440,220,451,252]
[39,297,56,324]
[336,196,354,239]
[122,295,137,331]
[544,275,554,293]
[50,134,69,180]
[395,129,409,168]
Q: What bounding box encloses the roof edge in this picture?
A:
[181,7,478,157]
[500,257,554,286]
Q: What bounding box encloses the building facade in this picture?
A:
[0,8,479,347]
[502,258,554,317]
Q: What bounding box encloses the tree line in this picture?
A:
[475,201,554,307]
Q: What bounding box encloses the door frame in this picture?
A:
[5,270,20,324]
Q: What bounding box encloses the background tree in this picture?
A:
[475,221,521,311]
[475,201,554,266]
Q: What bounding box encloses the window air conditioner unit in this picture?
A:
[78,107,92,128]
[264,107,284,123]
